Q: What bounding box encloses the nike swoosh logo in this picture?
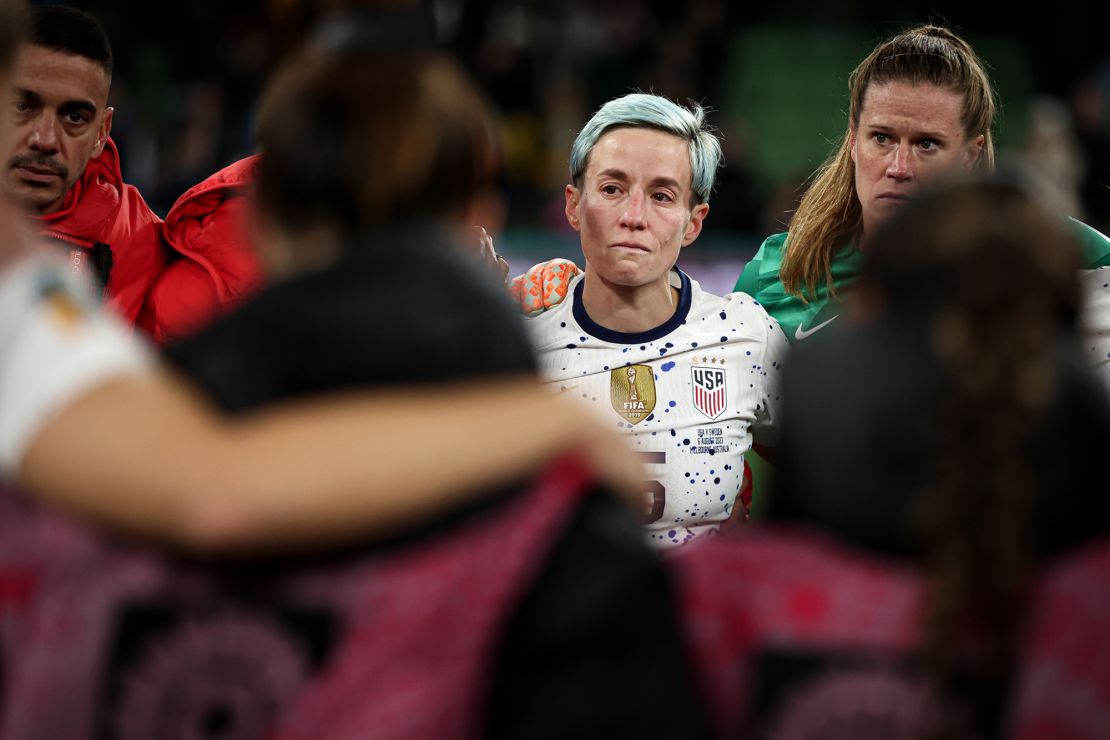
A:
[794,314,839,340]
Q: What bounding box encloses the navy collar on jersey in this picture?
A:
[572,268,692,344]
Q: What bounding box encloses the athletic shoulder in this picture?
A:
[734,232,787,295]
[689,281,786,356]
[759,231,789,254]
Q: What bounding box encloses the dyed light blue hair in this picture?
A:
[569,93,722,205]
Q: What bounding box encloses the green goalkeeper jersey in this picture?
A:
[735,218,1110,343]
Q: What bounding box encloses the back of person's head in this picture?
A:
[876,178,1085,737]
[782,25,998,299]
[25,4,112,78]
[568,93,722,206]
[865,177,1077,328]
[780,178,1086,737]
[255,49,498,244]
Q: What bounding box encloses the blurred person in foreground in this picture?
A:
[0,9,707,737]
[0,0,638,602]
[666,178,1110,739]
[526,93,788,548]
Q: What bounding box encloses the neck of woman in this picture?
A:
[580,270,680,333]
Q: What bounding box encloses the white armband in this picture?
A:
[0,255,153,475]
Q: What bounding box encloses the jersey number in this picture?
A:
[639,452,666,524]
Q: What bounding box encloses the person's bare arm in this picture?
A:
[17,370,642,554]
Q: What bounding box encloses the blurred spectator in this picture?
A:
[1012,96,1086,218]
[1069,76,1110,233]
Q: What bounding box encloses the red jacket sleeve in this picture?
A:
[138,157,264,345]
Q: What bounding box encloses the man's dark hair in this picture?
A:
[26,4,112,77]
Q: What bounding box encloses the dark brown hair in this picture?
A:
[255,49,498,239]
[865,178,1079,737]
[26,5,112,77]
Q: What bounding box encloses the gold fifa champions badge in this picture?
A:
[610,364,656,424]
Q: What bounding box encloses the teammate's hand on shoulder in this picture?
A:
[473,226,510,282]
[508,258,581,316]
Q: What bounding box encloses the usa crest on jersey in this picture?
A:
[691,366,727,420]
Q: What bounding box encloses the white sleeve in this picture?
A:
[0,254,153,476]
[752,312,789,447]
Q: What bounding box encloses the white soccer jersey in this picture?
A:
[527,269,789,548]
[1082,265,1110,395]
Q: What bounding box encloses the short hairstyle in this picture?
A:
[568,93,722,205]
[26,4,112,77]
[255,49,499,238]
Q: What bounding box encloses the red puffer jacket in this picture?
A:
[137,156,264,345]
[34,138,165,324]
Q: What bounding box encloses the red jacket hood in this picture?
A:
[35,138,133,243]
[163,154,261,238]
[160,154,262,305]
[31,138,165,325]
[138,155,264,343]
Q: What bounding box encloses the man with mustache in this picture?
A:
[4,5,165,324]
[4,6,166,326]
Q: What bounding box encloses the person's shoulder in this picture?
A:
[686,278,782,345]
[1067,217,1110,269]
[760,231,789,253]
[735,232,787,295]
[747,232,789,272]
[712,278,778,320]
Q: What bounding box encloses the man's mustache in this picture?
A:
[7,153,67,180]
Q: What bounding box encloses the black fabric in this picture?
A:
[162,230,540,553]
[488,492,712,740]
[164,230,698,736]
[164,230,536,412]
[774,320,1110,560]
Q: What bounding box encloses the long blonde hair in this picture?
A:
[781,25,998,299]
